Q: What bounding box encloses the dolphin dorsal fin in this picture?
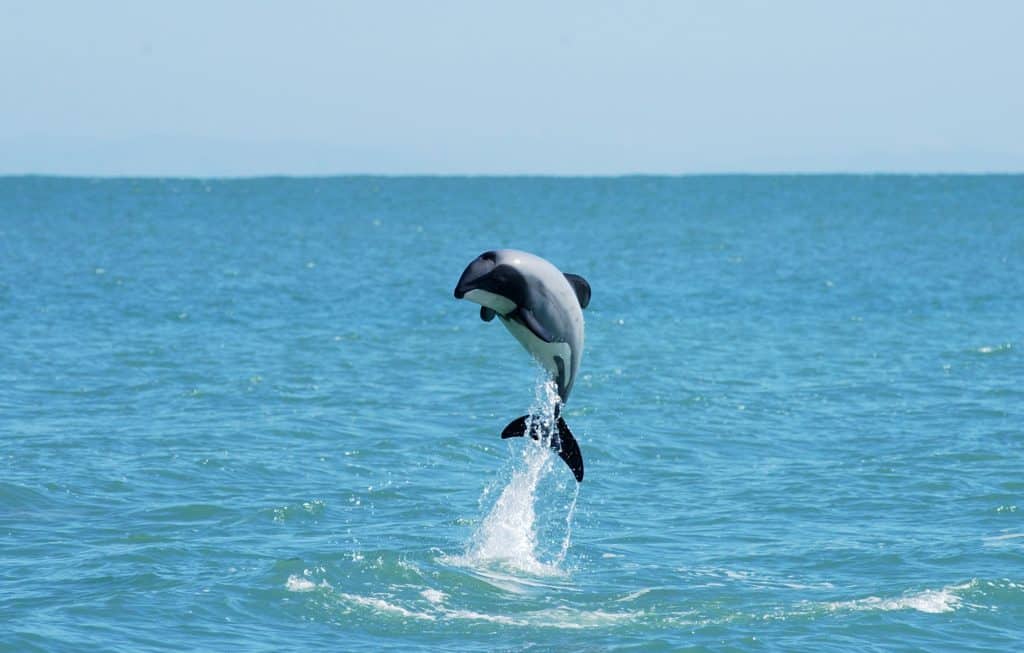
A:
[564,273,591,309]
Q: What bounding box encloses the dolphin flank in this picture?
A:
[453,249,590,482]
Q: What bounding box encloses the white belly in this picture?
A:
[500,316,573,390]
[463,289,516,315]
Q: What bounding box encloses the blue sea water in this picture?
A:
[1,175,1022,651]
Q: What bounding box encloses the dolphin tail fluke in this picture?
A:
[500,414,585,483]
[555,417,585,483]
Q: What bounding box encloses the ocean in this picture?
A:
[2,175,1021,651]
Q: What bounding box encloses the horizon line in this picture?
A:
[3,171,1023,181]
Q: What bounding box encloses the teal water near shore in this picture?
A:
[2,176,1022,651]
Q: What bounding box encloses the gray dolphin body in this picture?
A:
[454,249,591,482]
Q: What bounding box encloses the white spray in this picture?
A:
[459,378,581,576]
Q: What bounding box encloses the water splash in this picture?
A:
[452,378,580,576]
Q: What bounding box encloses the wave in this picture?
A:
[286,578,642,629]
[823,582,971,614]
[284,578,986,630]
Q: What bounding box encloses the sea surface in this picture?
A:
[2,175,1022,651]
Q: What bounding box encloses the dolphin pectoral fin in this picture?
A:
[501,415,532,439]
[499,414,585,483]
[563,273,591,309]
[513,307,555,343]
[480,306,496,322]
[556,417,585,482]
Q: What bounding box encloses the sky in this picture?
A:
[1,1,1022,176]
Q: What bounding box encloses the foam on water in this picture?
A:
[300,569,641,630]
[982,531,1024,547]
[325,589,642,629]
[296,575,979,631]
[337,593,437,621]
[420,588,446,604]
[825,581,974,614]
[285,574,331,593]
[285,575,317,592]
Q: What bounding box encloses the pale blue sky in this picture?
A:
[1,1,1022,175]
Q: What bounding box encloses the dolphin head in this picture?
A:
[453,250,526,316]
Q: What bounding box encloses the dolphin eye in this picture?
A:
[480,251,497,262]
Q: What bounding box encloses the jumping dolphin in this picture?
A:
[453,249,591,482]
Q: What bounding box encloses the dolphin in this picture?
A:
[454,249,591,482]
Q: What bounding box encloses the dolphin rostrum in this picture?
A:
[454,249,591,482]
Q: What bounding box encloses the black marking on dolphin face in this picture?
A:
[453,252,494,299]
[453,251,528,310]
